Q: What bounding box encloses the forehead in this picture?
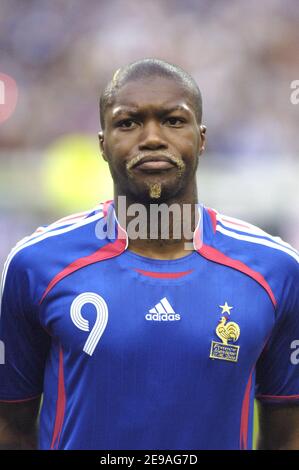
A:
[110,76,196,115]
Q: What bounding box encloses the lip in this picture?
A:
[132,156,176,171]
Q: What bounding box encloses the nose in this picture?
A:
[138,120,168,151]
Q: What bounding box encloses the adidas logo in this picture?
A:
[145,297,181,321]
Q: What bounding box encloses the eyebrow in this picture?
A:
[111,107,139,118]
[111,104,192,119]
[163,105,192,114]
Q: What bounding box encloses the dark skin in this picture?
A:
[98,74,299,449]
[0,398,40,449]
[257,402,299,449]
[99,76,206,259]
[0,75,298,450]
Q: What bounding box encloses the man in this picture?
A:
[0,59,299,450]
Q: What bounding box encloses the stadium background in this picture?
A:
[0,0,298,449]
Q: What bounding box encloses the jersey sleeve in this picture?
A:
[0,249,50,401]
[255,255,299,404]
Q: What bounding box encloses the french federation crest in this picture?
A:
[210,303,240,363]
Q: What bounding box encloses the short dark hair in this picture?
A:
[99,58,202,129]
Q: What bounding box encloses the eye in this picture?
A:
[165,117,185,127]
[116,119,137,129]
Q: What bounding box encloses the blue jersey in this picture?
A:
[0,200,298,450]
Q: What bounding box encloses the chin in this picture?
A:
[129,180,184,204]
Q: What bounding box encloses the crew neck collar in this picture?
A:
[102,199,204,255]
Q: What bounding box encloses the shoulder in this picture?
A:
[205,207,299,309]
[214,209,298,266]
[16,203,105,251]
[1,203,105,295]
[213,208,297,256]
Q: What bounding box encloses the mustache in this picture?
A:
[126,152,185,172]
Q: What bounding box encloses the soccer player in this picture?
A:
[0,59,299,450]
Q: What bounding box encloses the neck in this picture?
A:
[113,184,199,260]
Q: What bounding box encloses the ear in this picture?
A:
[198,124,206,156]
[98,131,108,162]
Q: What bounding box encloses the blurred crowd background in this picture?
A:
[0,0,299,267]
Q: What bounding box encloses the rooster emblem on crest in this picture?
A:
[216,316,240,345]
